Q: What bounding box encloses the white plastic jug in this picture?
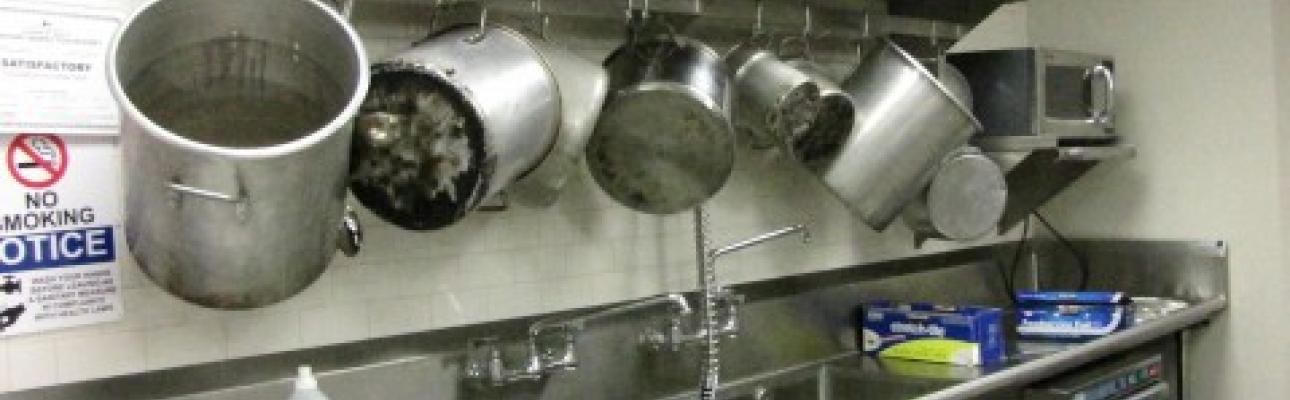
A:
[289,366,331,400]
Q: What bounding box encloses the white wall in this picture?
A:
[1274,0,1290,383]
[1029,0,1290,397]
[0,0,1001,392]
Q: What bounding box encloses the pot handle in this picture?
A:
[167,181,243,204]
[167,178,249,218]
[338,206,362,257]
[1087,64,1115,128]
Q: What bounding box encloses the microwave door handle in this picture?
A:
[1085,64,1115,128]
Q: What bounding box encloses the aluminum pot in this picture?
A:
[819,39,983,230]
[350,24,560,229]
[587,36,734,215]
[903,147,1007,242]
[726,44,822,149]
[508,37,609,208]
[781,59,857,166]
[108,0,369,308]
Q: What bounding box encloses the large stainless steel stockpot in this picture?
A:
[350,24,560,230]
[586,36,735,215]
[817,39,983,230]
[108,0,369,308]
[509,38,609,208]
[726,44,822,149]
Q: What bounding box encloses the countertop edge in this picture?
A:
[917,296,1229,400]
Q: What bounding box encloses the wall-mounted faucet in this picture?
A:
[640,290,745,350]
[463,222,807,392]
[463,293,692,387]
[642,224,809,352]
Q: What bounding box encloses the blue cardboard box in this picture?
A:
[859,302,1005,366]
[1016,291,1131,340]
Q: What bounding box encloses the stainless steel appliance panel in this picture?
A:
[1024,337,1179,400]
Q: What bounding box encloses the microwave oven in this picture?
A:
[947,48,1115,145]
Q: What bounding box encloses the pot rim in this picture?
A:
[106,0,371,159]
[877,38,984,132]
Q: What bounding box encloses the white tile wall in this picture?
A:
[0,0,1010,393]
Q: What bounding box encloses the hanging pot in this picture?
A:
[108,0,369,308]
[508,36,610,208]
[350,24,561,229]
[814,39,982,230]
[780,59,857,167]
[903,146,1007,243]
[725,42,823,150]
[586,34,735,215]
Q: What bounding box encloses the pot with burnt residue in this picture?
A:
[726,43,823,150]
[779,59,856,167]
[350,24,560,230]
[586,35,735,215]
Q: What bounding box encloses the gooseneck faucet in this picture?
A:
[693,206,809,400]
[462,212,807,395]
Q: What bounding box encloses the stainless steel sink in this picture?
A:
[719,366,951,400]
[660,353,961,400]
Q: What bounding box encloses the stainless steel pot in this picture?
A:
[508,38,609,208]
[350,24,560,229]
[817,39,983,230]
[587,36,734,215]
[903,147,1007,242]
[781,59,857,168]
[108,0,369,308]
[726,44,822,149]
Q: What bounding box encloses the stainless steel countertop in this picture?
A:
[658,295,1226,400]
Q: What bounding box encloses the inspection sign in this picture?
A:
[0,1,121,135]
[0,134,122,336]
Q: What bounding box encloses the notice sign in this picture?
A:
[0,2,121,135]
[0,134,122,336]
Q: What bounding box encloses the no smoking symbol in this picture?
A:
[6,134,68,189]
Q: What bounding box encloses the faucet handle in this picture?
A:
[714,291,745,337]
[534,324,579,371]
[464,337,504,385]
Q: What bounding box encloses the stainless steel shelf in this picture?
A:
[980,141,1137,231]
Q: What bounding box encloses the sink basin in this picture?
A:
[714,356,958,400]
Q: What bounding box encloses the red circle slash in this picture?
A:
[6,134,69,189]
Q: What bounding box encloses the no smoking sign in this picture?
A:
[6,134,68,189]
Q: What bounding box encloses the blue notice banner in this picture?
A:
[0,226,115,272]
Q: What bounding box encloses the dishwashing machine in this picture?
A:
[1022,336,1180,400]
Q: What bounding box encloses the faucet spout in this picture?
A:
[711,224,809,260]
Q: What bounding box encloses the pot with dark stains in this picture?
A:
[350,24,560,229]
[586,35,735,215]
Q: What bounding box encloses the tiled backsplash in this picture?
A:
[0,0,1005,393]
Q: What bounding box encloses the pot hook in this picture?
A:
[466,7,489,43]
[530,0,549,39]
[778,2,814,59]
